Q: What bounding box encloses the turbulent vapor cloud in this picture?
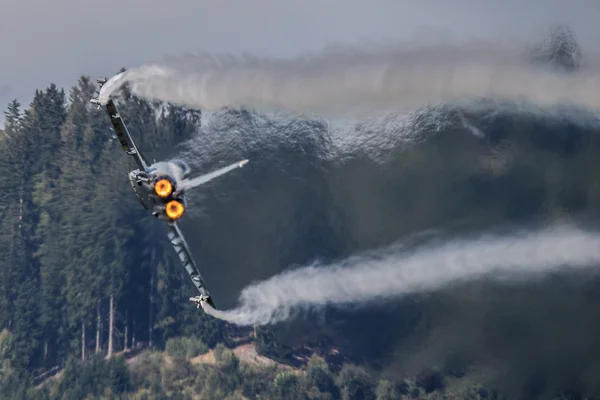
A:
[201,226,600,326]
[98,41,600,117]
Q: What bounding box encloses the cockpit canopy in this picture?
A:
[147,159,191,182]
[171,159,191,180]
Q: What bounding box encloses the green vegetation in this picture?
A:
[165,335,209,359]
[29,350,499,400]
[0,75,217,394]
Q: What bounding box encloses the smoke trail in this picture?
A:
[201,226,600,326]
[98,41,600,117]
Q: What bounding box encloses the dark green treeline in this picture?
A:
[0,76,228,376]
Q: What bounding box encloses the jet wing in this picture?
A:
[91,78,149,172]
[166,222,217,309]
[103,99,150,172]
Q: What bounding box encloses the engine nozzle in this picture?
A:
[154,178,173,198]
[165,199,185,220]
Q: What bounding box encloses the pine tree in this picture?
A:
[2,96,46,370]
[0,100,23,329]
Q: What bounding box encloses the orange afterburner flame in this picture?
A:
[154,179,173,198]
[165,200,185,220]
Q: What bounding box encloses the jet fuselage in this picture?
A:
[128,159,191,222]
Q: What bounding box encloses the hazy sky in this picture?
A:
[1,0,599,124]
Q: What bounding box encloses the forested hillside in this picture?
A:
[0,76,228,395]
[0,75,214,362]
[0,73,493,400]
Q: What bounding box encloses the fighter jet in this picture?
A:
[91,76,249,309]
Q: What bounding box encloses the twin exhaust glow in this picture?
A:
[153,178,184,220]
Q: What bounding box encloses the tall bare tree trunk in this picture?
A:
[124,310,128,351]
[107,294,114,358]
[95,299,101,354]
[81,319,86,361]
[149,262,154,348]
[132,319,136,348]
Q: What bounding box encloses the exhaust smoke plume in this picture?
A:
[98,41,600,116]
[201,226,600,326]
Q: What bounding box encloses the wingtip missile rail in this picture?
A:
[89,78,108,108]
[189,295,214,310]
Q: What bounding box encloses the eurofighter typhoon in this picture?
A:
[91,73,249,310]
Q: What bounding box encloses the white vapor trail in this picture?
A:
[98,42,600,116]
[201,226,600,326]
